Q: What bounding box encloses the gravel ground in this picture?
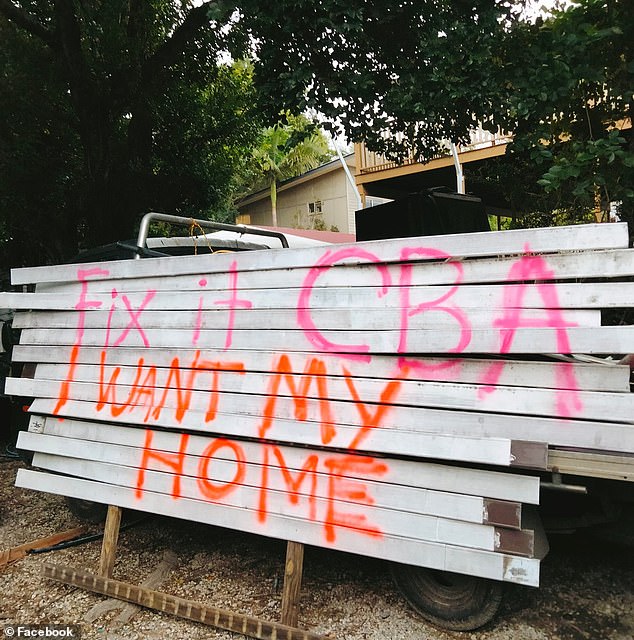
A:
[1,453,633,640]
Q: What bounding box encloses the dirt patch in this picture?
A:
[1,454,633,640]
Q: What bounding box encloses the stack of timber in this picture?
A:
[3,222,634,589]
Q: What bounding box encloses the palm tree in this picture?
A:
[252,114,332,226]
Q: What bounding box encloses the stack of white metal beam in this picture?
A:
[3,222,634,587]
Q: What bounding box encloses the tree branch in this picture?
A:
[0,0,58,48]
[142,1,229,81]
[127,0,149,55]
[53,0,91,89]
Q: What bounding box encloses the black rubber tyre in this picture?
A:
[391,564,503,631]
[1,319,15,353]
[65,497,108,523]
[2,319,22,359]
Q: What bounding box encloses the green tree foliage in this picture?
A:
[244,0,631,227]
[0,14,83,267]
[247,114,332,226]
[2,0,631,270]
[150,60,262,223]
[491,0,633,225]
[0,1,261,267]
[242,0,515,162]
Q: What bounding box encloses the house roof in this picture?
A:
[237,153,355,209]
[253,225,356,244]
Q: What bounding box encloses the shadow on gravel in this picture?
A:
[502,529,634,640]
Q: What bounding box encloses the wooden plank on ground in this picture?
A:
[11,222,628,285]
[0,526,87,568]
[17,470,540,586]
[85,549,179,624]
[45,564,328,640]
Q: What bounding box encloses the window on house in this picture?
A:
[308,200,323,215]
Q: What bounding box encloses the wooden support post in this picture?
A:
[99,505,122,578]
[280,541,305,628]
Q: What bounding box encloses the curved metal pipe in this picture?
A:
[135,212,289,259]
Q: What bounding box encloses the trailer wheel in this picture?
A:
[391,564,503,631]
[65,497,108,523]
[1,318,15,353]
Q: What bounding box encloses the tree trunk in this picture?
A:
[270,179,278,227]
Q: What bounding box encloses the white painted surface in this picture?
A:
[13,325,634,354]
[20,362,634,424]
[12,308,602,331]
[9,224,634,589]
[5,282,634,311]
[15,468,541,586]
[10,222,628,285]
[27,395,633,456]
[28,248,634,295]
[31,415,540,504]
[13,345,629,392]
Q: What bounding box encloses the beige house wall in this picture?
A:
[238,160,357,234]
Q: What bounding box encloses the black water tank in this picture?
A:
[355,187,490,241]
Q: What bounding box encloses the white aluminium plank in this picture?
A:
[38,454,504,552]
[5,282,634,311]
[11,381,518,467]
[26,449,500,552]
[29,248,634,295]
[46,454,531,555]
[15,469,540,586]
[14,325,634,354]
[30,415,540,504]
[17,431,496,527]
[11,308,602,331]
[10,369,634,425]
[11,222,628,286]
[24,362,634,424]
[14,344,630,392]
[28,394,634,457]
